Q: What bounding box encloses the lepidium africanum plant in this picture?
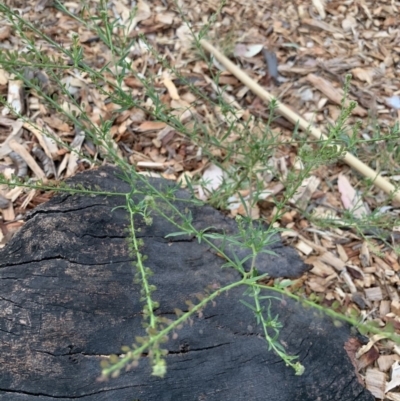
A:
[0,0,400,380]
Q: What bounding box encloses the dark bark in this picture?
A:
[0,165,373,400]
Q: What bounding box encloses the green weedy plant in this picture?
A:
[1,0,400,381]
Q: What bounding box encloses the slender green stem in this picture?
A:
[102,277,247,377]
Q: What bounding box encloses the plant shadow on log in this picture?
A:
[0,166,373,401]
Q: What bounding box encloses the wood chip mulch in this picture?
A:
[0,1,400,399]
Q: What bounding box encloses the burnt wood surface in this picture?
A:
[0,166,373,400]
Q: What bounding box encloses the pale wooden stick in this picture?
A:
[200,39,400,203]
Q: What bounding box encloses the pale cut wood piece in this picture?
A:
[320,252,346,272]
[307,277,329,292]
[394,345,400,357]
[0,68,8,85]
[1,202,14,221]
[66,130,85,178]
[307,74,367,117]
[320,238,333,250]
[8,140,45,180]
[388,287,400,302]
[157,125,175,142]
[392,262,400,272]
[278,65,318,75]
[199,40,400,203]
[386,253,400,272]
[66,153,79,178]
[380,300,391,317]
[289,176,320,210]
[386,361,400,393]
[325,291,335,300]
[323,273,337,286]
[354,279,365,289]
[358,335,389,358]
[341,270,357,293]
[0,169,14,210]
[280,229,298,238]
[23,122,55,160]
[306,228,336,241]
[138,171,163,178]
[42,116,71,132]
[2,78,24,116]
[298,234,326,253]
[171,99,197,124]
[34,119,60,158]
[258,183,285,200]
[309,259,336,277]
[162,71,180,100]
[134,121,167,132]
[20,189,36,210]
[386,391,400,401]
[311,0,326,19]
[391,300,400,315]
[377,354,400,372]
[364,286,383,301]
[57,153,69,177]
[177,171,194,188]
[374,256,392,272]
[336,244,349,262]
[360,242,371,267]
[0,119,23,159]
[363,274,373,287]
[301,18,342,34]
[61,101,80,117]
[294,240,313,256]
[234,201,260,220]
[137,161,166,170]
[5,186,23,202]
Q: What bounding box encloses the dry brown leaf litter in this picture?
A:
[1,0,400,398]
